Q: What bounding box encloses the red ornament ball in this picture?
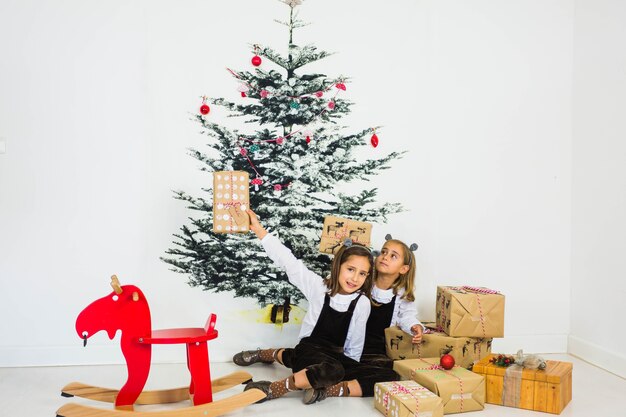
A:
[328,101,335,110]
[251,55,262,66]
[335,82,346,91]
[200,104,210,115]
[370,133,379,148]
[440,354,455,370]
[315,91,324,98]
[305,136,311,144]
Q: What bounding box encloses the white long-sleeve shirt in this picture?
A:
[371,285,424,335]
[261,233,371,361]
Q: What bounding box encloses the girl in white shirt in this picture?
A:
[242,210,374,403]
[236,234,424,404]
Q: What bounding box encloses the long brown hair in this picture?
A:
[324,243,374,298]
[376,239,416,302]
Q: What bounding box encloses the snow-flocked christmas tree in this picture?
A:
[162,0,404,315]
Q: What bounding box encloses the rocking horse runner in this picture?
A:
[57,275,264,417]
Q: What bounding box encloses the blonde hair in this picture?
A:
[324,243,374,298]
[375,239,416,302]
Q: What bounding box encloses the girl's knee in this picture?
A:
[305,362,345,389]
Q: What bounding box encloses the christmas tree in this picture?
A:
[162,0,404,315]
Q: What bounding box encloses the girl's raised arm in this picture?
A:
[247,209,322,300]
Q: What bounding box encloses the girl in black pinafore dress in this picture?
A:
[241,210,375,404]
[235,234,424,403]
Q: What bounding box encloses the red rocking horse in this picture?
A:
[57,275,264,417]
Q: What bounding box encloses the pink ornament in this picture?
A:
[315,91,324,98]
[328,101,335,110]
[260,89,269,98]
[335,82,346,91]
[276,137,284,145]
[274,184,282,192]
[240,148,248,156]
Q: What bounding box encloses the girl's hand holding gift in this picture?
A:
[247,209,268,240]
[410,324,423,344]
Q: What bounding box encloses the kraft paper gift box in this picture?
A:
[393,358,485,414]
[374,380,443,417]
[213,171,250,233]
[472,354,573,414]
[436,286,505,338]
[385,324,492,369]
[318,215,372,254]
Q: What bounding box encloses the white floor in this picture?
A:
[1,354,623,417]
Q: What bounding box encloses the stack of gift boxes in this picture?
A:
[375,285,573,415]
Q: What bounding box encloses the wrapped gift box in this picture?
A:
[436,286,505,338]
[385,324,492,369]
[394,358,485,414]
[472,354,572,414]
[319,215,372,254]
[213,171,250,233]
[374,380,443,417]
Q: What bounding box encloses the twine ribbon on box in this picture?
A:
[223,172,243,232]
[440,286,500,338]
[410,359,465,412]
[381,382,428,417]
[499,350,546,407]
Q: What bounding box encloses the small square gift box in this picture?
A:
[472,353,573,414]
[212,171,250,233]
[374,380,443,417]
[385,324,492,369]
[393,358,485,414]
[318,215,372,254]
[436,286,505,338]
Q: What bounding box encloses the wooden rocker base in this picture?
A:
[56,388,266,417]
[61,371,253,405]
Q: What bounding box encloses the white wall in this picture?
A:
[570,0,626,378]
[0,0,574,367]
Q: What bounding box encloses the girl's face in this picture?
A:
[337,254,371,295]
[376,241,409,277]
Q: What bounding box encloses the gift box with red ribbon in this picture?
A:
[374,380,443,417]
[385,323,493,369]
[393,358,485,414]
[212,171,250,234]
[436,286,505,338]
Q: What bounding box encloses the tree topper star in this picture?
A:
[282,0,303,7]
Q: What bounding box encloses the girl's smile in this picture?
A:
[337,255,370,295]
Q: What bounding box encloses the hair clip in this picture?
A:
[372,250,381,257]
[343,238,353,247]
[385,234,393,241]
[410,243,418,251]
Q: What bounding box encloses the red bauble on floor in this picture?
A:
[440,354,455,370]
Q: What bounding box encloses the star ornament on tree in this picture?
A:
[282,0,303,7]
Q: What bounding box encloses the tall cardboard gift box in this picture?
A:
[385,324,492,369]
[472,354,573,414]
[394,358,485,414]
[212,171,250,233]
[436,286,505,338]
[374,380,444,417]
